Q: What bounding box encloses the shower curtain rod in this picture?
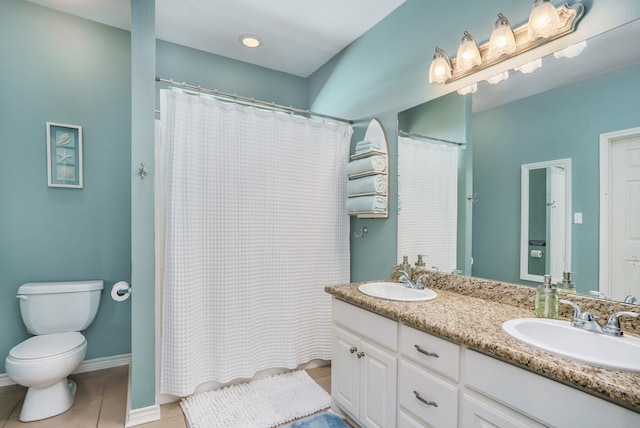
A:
[156,77,354,124]
[398,130,465,147]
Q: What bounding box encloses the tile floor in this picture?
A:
[0,365,332,428]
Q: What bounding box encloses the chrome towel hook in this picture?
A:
[354,227,368,238]
[137,162,148,180]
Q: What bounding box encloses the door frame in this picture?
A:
[599,126,640,297]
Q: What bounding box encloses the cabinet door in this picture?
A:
[332,326,360,418]
[359,340,397,428]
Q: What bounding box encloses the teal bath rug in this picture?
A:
[283,412,350,428]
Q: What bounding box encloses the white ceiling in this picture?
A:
[26,0,406,77]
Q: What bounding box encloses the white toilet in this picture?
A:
[5,280,103,422]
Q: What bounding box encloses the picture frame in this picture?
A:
[46,122,83,188]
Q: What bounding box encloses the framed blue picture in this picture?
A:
[46,122,83,188]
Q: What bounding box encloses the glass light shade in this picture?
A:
[457,83,477,95]
[429,48,452,84]
[553,40,587,59]
[527,0,561,41]
[455,32,482,73]
[487,14,516,61]
[515,58,542,74]
[486,71,509,84]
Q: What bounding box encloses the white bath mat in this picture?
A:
[180,370,331,428]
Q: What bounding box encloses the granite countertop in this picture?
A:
[325,274,640,413]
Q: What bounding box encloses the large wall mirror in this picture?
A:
[397,18,640,302]
[520,159,571,283]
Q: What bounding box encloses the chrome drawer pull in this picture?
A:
[350,346,357,354]
[414,390,438,407]
[415,344,439,358]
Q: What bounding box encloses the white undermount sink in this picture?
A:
[502,318,640,372]
[358,282,437,302]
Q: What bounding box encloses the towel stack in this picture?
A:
[346,155,387,178]
[354,139,380,155]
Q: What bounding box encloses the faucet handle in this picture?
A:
[560,299,583,326]
[603,311,640,337]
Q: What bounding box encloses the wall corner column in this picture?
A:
[129,0,157,420]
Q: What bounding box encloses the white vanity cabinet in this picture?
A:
[331,298,640,428]
[332,300,397,428]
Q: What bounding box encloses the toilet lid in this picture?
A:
[10,332,85,360]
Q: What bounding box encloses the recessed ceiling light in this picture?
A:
[240,35,262,48]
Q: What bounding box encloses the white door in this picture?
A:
[601,127,640,300]
[610,133,640,301]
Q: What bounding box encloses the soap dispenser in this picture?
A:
[556,271,577,294]
[535,274,558,319]
[400,255,412,277]
[415,254,426,270]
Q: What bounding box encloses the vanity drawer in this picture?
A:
[399,323,460,381]
[332,299,397,352]
[398,359,458,428]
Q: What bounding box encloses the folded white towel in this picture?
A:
[347,155,386,177]
[347,175,387,195]
[346,196,387,213]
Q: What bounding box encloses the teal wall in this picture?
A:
[472,61,640,293]
[0,0,132,373]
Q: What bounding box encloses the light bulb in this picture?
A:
[455,32,481,73]
[429,48,452,84]
[528,0,561,41]
[487,14,516,61]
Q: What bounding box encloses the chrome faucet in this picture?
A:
[603,312,640,337]
[560,299,603,333]
[624,295,638,305]
[398,270,427,290]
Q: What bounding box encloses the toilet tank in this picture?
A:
[17,280,104,335]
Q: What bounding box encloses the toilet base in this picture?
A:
[20,378,77,422]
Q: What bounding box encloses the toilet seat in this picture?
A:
[9,332,85,360]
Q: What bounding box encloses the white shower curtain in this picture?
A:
[159,89,352,397]
[397,137,458,272]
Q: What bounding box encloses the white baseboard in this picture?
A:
[0,353,132,387]
[74,353,131,373]
[126,403,161,427]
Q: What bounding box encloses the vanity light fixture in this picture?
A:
[428,47,452,84]
[487,14,516,60]
[515,58,542,74]
[553,40,587,58]
[455,32,482,73]
[428,1,584,87]
[486,71,509,84]
[528,0,561,41]
[457,83,477,95]
[239,34,262,48]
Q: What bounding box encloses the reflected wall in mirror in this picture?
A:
[520,159,571,283]
[398,20,640,302]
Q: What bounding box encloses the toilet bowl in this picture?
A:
[5,332,87,422]
[5,280,103,422]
